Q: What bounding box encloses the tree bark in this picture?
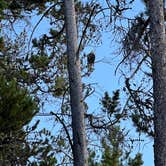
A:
[149,0,166,165]
[64,0,88,165]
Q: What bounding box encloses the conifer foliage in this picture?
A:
[0,74,38,165]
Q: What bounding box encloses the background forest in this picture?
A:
[0,0,164,165]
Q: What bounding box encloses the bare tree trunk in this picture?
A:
[64,0,88,165]
[149,0,166,165]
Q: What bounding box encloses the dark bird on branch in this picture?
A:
[87,52,95,73]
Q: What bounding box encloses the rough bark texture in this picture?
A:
[64,0,88,165]
[149,0,166,165]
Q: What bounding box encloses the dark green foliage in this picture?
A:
[101,135,123,166]
[0,31,4,51]
[128,153,144,166]
[88,89,144,166]
[0,74,38,165]
[30,157,57,166]
[101,90,125,122]
[7,0,55,14]
[88,126,144,166]
[88,151,100,166]
[29,54,50,71]
[52,76,66,97]
[131,110,154,137]
[0,73,57,165]
[0,0,7,17]
[101,90,120,113]
[0,75,38,132]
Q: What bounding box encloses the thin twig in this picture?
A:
[50,111,74,153]
[77,5,96,57]
[28,4,57,54]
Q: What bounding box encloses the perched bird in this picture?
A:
[87,52,95,73]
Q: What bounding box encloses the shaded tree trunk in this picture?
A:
[149,0,166,165]
[64,0,88,165]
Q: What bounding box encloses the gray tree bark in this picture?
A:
[149,0,166,165]
[64,0,88,165]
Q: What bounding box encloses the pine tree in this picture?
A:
[64,0,87,165]
[0,74,38,165]
[88,91,144,166]
[149,0,166,165]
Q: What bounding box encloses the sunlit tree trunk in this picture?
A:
[64,0,88,165]
[149,0,166,165]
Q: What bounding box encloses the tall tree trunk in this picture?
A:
[64,0,88,165]
[149,0,166,165]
